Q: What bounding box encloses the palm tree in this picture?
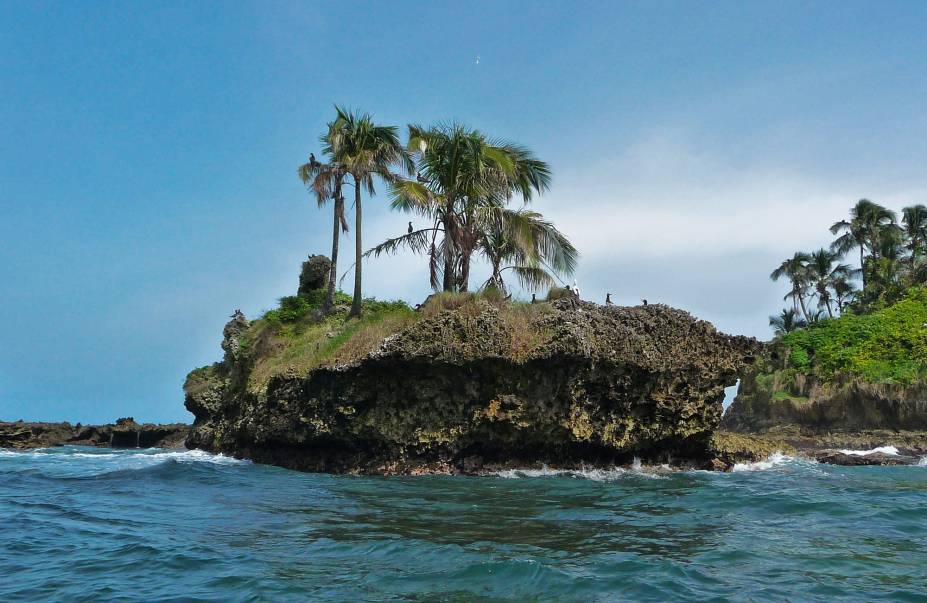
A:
[327,106,411,317]
[807,248,853,318]
[386,124,551,292]
[867,226,905,304]
[832,276,856,313]
[902,204,927,261]
[769,308,806,336]
[297,126,349,315]
[478,209,577,294]
[830,199,896,291]
[771,252,812,322]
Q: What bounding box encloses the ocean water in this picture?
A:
[2,447,926,602]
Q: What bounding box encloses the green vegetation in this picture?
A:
[234,288,560,392]
[779,287,927,384]
[244,292,414,391]
[770,199,927,332]
[298,110,578,318]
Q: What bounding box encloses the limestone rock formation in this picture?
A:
[184,299,760,473]
[722,352,927,433]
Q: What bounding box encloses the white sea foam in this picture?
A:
[493,462,665,481]
[731,452,794,472]
[918,457,927,466]
[838,446,899,456]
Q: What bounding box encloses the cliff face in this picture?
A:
[185,298,759,473]
[724,288,927,434]
[722,356,927,433]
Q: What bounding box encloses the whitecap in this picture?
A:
[493,462,665,481]
[838,446,899,456]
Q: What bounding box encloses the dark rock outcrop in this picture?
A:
[811,449,920,466]
[297,254,331,296]
[0,419,189,450]
[185,300,760,473]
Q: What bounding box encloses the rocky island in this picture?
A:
[183,255,764,473]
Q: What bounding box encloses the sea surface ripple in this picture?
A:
[2,446,926,602]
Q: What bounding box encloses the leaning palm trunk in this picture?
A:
[323,190,343,314]
[351,181,363,317]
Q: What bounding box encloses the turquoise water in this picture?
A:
[1,447,926,602]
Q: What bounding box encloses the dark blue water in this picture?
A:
[1,447,926,602]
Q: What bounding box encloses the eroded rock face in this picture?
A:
[185,300,760,473]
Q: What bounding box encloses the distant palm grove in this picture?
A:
[298,106,577,317]
[770,199,927,335]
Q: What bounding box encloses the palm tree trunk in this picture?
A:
[442,216,455,292]
[350,179,363,317]
[797,291,811,322]
[459,249,472,292]
[323,194,342,315]
[859,246,866,291]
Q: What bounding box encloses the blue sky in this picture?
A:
[3,1,927,423]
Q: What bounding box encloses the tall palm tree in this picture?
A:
[385,123,551,292]
[771,252,812,322]
[868,226,905,302]
[902,204,927,261]
[769,308,806,336]
[297,125,349,315]
[830,199,896,291]
[807,248,852,318]
[478,209,577,294]
[327,106,411,317]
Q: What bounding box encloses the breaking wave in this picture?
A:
[838,445,900,456]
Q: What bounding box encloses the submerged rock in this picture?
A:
[185,299,760,473]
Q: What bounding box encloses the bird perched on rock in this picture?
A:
[408,221,413,234]
[642,299,648,306]
[605,293,613,305]
[531,293,537,304]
